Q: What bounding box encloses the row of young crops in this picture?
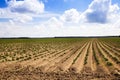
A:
[0,38,120,79]
[0,38,88,63]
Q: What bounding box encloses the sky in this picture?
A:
[0,0,120,37]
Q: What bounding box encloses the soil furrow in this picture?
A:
[101,41,120,58]
[94,41,110,74]
[50,42,88,72]
[35,47,73,68]
[86,41,96,71]
[40,46,81,72]
[103,41,120,52]
[43,42,87,72]
[69,41,91,73]
[97,41,120,71]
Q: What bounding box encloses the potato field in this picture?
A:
[0,37,120,80]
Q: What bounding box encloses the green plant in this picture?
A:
[106,62,112,66]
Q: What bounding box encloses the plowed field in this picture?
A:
[0,38,120,80]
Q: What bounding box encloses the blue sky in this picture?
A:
[1,0,120,12]
[0,0,120,37]
[42,0,93,13]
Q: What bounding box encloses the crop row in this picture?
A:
[98,42,120,64]
[96,42,113,66]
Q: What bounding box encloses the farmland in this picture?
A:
[0,37,120,80]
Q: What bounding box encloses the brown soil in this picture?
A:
[86,41,96,71]
[101,41,120,59]
[69,42,90,73]
[0,65,118,80]
[53,42,87,72]
[98,41,120,69]
[0,39,120,80]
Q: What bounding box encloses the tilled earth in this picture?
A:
[0,65,119,80]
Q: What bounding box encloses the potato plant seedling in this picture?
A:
[0,37,120,79]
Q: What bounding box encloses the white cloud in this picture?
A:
[0,0,45,23]
[109,3,120,13]
[11,14,33,23]
[0,0,120,37]
[0,18,62,37]
[46,17,63,28]
[85,0,120,24]
[36,17,63,36]
[6,0,44,14]
[1,15,119,37]
[0,9,33,23]
[85,0,111,23]
[0,8,12,18]
[60,8,80,23]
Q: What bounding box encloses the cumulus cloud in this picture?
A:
[85,0,111,23]
[11,14,33,23]
[6,0,44,14]
[39,17,63,36]
[0,0,120,37]
[60,8,80,23]
[1,20,119,37]
[0,9,33,23]
[0,17,63,37]
[109,4,120,13]
[47,17,63,28]
[0,0,45,23]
